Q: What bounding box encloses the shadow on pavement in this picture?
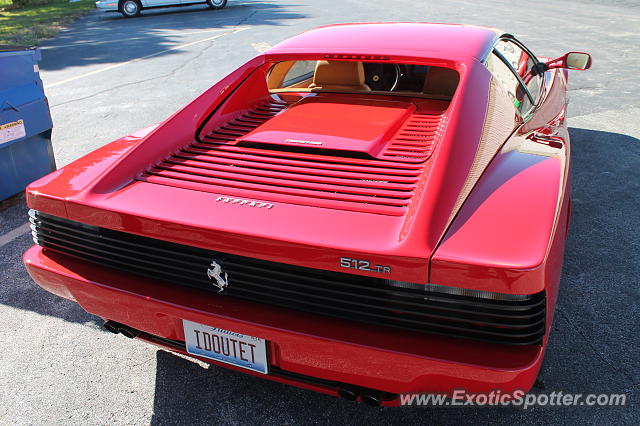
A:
[147,127,639,424]
[1,127,638,422]
[0,197,101,327]
[148,343,630,424]
[38,1,306,71]
[552,127,640,385]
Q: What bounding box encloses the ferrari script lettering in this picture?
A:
[216,196,274,209]
[284,138,323,145]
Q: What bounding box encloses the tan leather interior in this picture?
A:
[423,67,459,97]
[267,61,296,89]
[310,60,371,92]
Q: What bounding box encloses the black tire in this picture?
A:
[120,0,141,17]
[206,0,227,9]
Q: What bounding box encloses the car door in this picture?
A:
[141,0,178,7]
[486,37,568,140]
[484,37,545,123]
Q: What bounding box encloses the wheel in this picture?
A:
[120,0,141,17]
[206,0,227,9]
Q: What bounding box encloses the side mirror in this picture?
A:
[565,52,592,70]
[546,52,592,70]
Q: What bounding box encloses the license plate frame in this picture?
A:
[182,319,268,374]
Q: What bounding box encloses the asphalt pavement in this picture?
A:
[1,0,639,424]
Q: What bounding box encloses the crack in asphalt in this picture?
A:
[48,8,259,109]
[623,382,640,394]
[556,307,637,387]
[235,10,257,27]
[569,85,605,92]
[50,74,172,108]
[49,44,211,109]
[49,28,242,108]
[157,11,258,80]
[161,36,218,82]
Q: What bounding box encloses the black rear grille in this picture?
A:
[30,211,546,345]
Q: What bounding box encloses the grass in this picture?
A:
[0,0,95,46]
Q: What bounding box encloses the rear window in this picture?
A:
[267,60,459,98]
[283,61,316,86]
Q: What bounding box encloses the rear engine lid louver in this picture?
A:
[202,100,289,143]
[140,98,445,216]
[380,113,445,162]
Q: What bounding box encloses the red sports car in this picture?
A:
[23,23,591,406]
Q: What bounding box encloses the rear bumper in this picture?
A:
[24,245,545,404]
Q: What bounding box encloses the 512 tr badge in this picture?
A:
[339,257,391,274]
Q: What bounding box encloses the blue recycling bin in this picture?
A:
[0,45,55,200]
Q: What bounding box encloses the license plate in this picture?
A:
[182,320,268,374]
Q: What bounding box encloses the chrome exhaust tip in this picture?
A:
[337,388,358,401]
[118,326,139,339]
[361,393,381,407]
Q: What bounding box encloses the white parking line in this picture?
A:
[44,27,248,90]
[251,42,271,53]
[38,28,232,49]
[0,223,31,248]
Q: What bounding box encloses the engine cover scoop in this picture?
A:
[240,96,415,157]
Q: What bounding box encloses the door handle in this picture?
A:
[529,133,564,148]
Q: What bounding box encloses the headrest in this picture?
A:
[422,67,459,98]
[312,60,367,88]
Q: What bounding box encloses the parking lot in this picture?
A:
[1,0,639,424]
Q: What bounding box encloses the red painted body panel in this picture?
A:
[267,23,499,61]
[431,68,571,295]
[22,23,582,401]
[241,97,414,157]
[431,137,566,294]
[24,245,544,403]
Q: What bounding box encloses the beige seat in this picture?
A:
[309,60,371,92]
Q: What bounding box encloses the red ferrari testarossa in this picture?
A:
[24,23,591,406]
